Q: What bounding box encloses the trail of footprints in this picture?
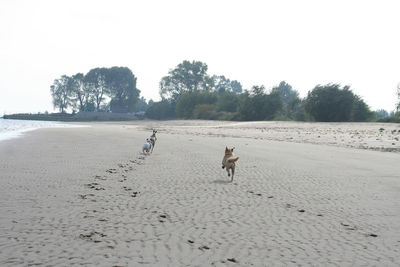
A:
[76,153,381,265]
[78,153,146,243]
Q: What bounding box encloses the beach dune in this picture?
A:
[0,121,399,266]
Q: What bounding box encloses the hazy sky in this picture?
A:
[1,0,399,114]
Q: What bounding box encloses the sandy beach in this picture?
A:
[0,120,399,266]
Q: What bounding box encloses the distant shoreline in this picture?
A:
[2,112,142,122]
[3,112,399,123]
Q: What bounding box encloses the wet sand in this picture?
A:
[0,121,399,266]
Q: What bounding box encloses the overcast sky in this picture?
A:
[1,0,399,114]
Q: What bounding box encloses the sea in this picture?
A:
[0,118,87,142]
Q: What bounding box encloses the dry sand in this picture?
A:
[0,120,399,266]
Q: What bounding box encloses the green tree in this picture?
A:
[304,84,355,122]
[375,109,389,119]
[145,100,176,120]
[231,80,243,94]
[291,99,309,121]
[85,68,109,111]
[238,86,283,121]
[271,81,301,120]
[70,73,91,112]
[50,75,74,113]
[351,96,373,121]
[192,104,218,120]
[212,75,243,94]
[160,60,213,100]
[216,92,239,112]
[271,81,299,104]
[135,96,148,112]
[107,67,140,113]
[175,91,217,119]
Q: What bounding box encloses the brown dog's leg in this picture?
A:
[231,164,235,182]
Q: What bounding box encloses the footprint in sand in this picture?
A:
[79,193,95,199]
[85,183,105,191]
[79,231,107,243]
[247,190,263,196]
[94,175,107,180]
[158,213,167,222]
[106,169,117,174]
[341,222,358,231]
[131,191,140,197]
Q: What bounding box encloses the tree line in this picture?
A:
[146,60,379,122]
[50,66,142,113]
[50,61,399,122]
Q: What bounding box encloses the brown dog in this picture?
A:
[222,147,240,182]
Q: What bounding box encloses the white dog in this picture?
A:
[142,138,153,154]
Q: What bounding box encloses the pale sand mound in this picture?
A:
[0,121,399,266]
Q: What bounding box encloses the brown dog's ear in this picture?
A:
[225,146,228,151]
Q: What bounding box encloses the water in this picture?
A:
[0,118,88,142]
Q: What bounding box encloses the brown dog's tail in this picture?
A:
[227,157,239,163]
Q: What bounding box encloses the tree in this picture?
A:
[375,109,389,119]
[231,80,243,94]
[212,75,243,94]
[145,100,176,120]
[237,86,283,121]
[106,67,140,113]
[304,84,355,122]
[50,75,74,113]
[192,104,218,120]
[70,73,91,112]
[271,81,301,119]
[85,68,109,111]
[160,60,213,100]
[271,81,299,104]
[216,92,239,112]
[351,95,373,121]
[135,96,148,113]
[175,91,217,119]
